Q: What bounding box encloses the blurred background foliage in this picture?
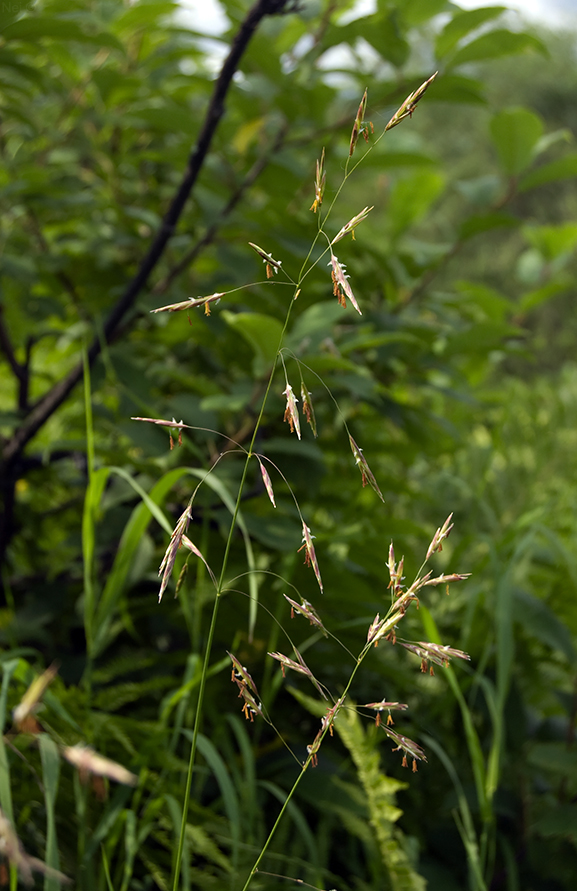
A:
[1,0,577,889]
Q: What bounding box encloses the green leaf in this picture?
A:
[362,12,410,68]
[401,0,448,27]
[190,733,241,870]
[429,74,486,105]
[2,16,124,51]
[532,804,577,838]
[436,7,507,59]
[0,660,19,823]
[388,170,445,238]
[520,153,577,191]
[39,734,61,891]
[113,1,178,33]
[528,744,577,781]
[490,108,544,176]
[523,222,577,261]
[290,687,424,891]
[447,30,547,70]
[459,212,519,240]
[221,311,283,377]
[128,107,198,136]
[519,280,569,312]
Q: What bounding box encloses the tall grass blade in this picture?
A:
[39,734,61,891]
[189,732,241,877]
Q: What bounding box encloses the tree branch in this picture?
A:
[1,0,290,468]
[153,119,289,298]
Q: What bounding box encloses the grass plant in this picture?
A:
[126,77,474,891]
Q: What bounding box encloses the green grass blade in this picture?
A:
[0,660,19,823]
[101,845,114,891]
[420,606,490,823]
[423,734,487,891]
[39,734,61,891]
[258,780,320,870]
[120,809,137,891]
[165,795,191,891]
[83,466,112,654]
[190,732,241,874]
[226,714,256,825]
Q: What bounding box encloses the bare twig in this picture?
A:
[1,0,290,468]
[154,120,289,296]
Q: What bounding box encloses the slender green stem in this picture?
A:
[241,640,371,891]
[172,289,300,891]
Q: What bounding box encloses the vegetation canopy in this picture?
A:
[0,1,577,890]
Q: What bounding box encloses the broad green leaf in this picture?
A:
[128,107,198,136]
[532,804,577,838]
[448,30,547,70]
[519,280,569,312]
[2,16,124,51]
[436,7,507,59]
[221,310,283,377]
[455,281,511,322]
[388,170,445,238]
[528,744,577,781]
[490,108,544,176]
[287,301,347,349]
[459,212,518,240]
[520,153,577,191]
[401,0,448,27]
[362,12,410,68]
[113,1,179,33]
[429,74,486,105]
[523,222,577,261]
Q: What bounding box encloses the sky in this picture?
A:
[177,0,577,33]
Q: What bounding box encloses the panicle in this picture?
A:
[332,206,373,245]
[12,663,58,732]
[363,699,409,727]
[398,640,471,674]
[384,727,427,771]
[299,522,323,593]
[249,242,282,279]
[0,807,71,887]
[132,416,188,450]
[150,293,224,315]
[283,384,301,440]
[385,72,437,132]
[283,593,328,637]
[257,457,276,508]
[426,513,454,560]
[330,254,362,315]
[307,698,344,767]
[301,381,317,437]
[366,611,404,647]
[63,744,138,786]
[349,435,384,501]
[268,648,327,699]
[158,503,192,602]
[310,147,326,213]
[386,542,404,596]
[349,89,369,156]
[228,652,263,721]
